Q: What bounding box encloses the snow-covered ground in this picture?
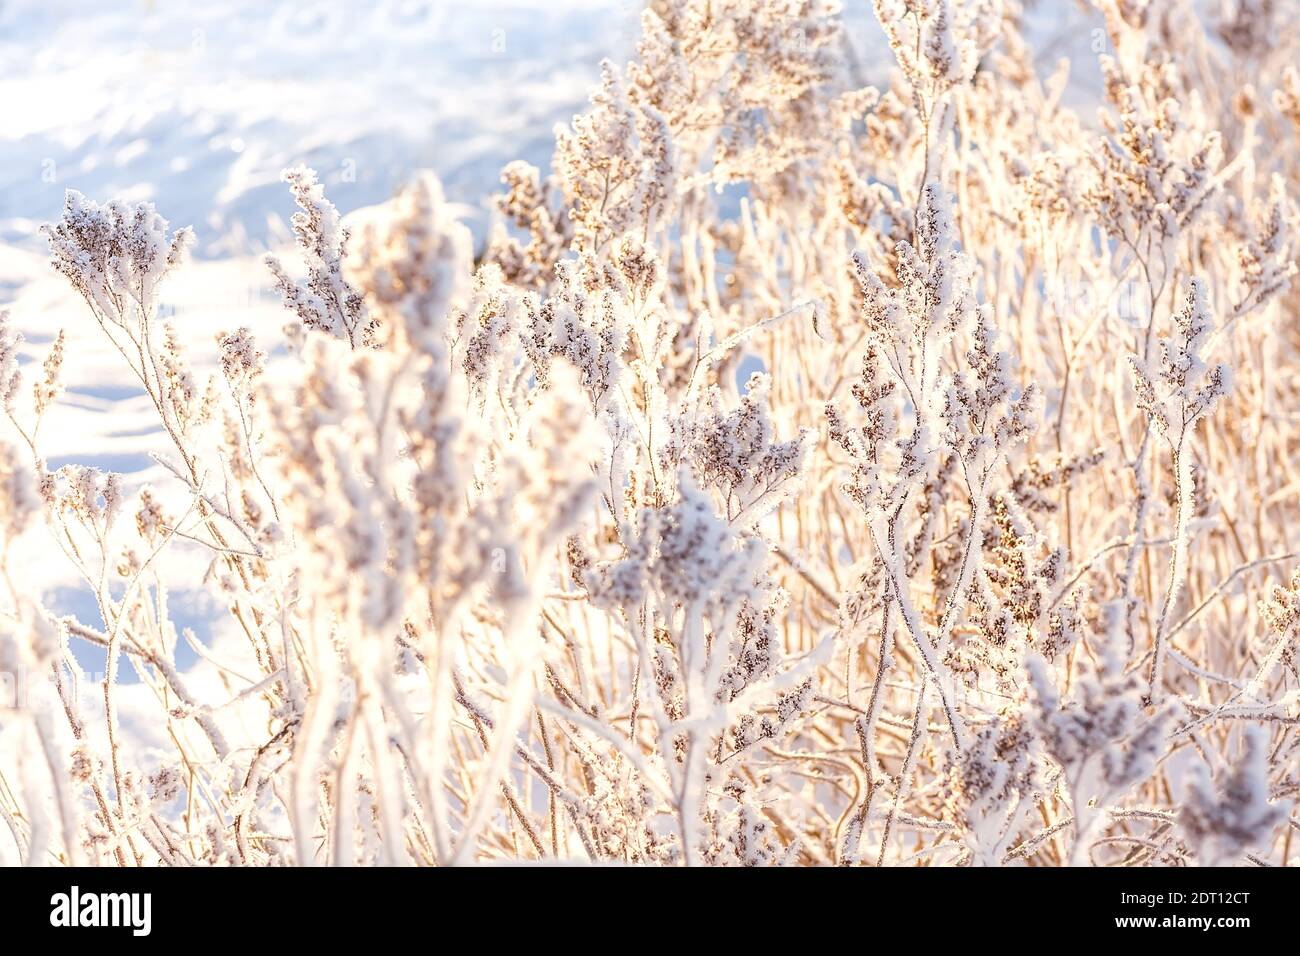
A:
[0,0,640,255]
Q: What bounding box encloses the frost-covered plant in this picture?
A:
[266,166,374,348]
[1180,726,1289,866]
[1129,277,1232,703]
[0,0,1297,868]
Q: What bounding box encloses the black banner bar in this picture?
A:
[0,865,1286,942]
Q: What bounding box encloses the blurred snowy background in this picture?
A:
[0,0,643,255]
